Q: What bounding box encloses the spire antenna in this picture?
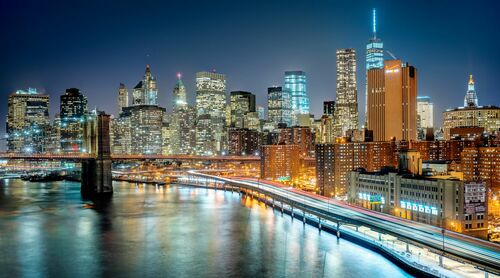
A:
[372,8,377,39]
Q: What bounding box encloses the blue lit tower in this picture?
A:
[365,9,384,124]
[464,74,479,107]
[284,71,309,125]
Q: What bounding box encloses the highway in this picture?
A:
[188,171,500,273]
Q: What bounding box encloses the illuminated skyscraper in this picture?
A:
[417,96,434,139]
[121,105,165,154]
[172,73,187,109]
[464,74,479,107]
[60,88,88,153]
[365,8,384,125]
[334,48,359,137]
[230,91,256,128]
[267,86,292,128]
[118,83,128,114]
[284,71,309,125]
[367,60,417,141]
[195,71,227,155]
[132,65,158,106]
[7,88,51,153]
[171,74,196,154]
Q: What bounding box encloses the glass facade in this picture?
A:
[267,86,292,128]
[284,71,309,125]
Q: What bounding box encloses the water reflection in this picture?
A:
[0,180,410,277]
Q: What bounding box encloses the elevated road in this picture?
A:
[188,171,500,274]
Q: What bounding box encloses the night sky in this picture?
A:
[1,0,499,149]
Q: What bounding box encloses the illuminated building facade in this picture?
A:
[7,88,51,153]
[170,74,196,155]
[278,126,315,157]
[315,144,335,196]
[315,140,408,196]
[195,71,227,155]
[442,106,500,140]
[230,91,256,128]
[284,71,309,125]
[228,128,260,155]
[110,116,131,154]
[121,105,165,154]
[267,86,292,128]
[132,65,158,106]
[367,60,417,141]
[365,8,384,125]
[461,147,500,190]
[257,106,265,120]
[464,74,479,107]
[347,169,488,239]
[172,73,187,108]
[118,83,128,114]
[60,88,88,153]
[261,144,300,181]
[416,96,434,140]
[334,48,359,137]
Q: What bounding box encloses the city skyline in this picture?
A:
[1,1,500,146]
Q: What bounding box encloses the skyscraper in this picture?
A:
[367,60,417,141]
[60,88,88,153]
[118,83,128,114]
[172,73,187,108]
[365,8,384,125]
[267,86,292,128]
[323,101,335,116]
[464,74,479,107]
[121,105,165,154]
[334,49,359,137]
[171,74,196,155]
[7,88,50,153]
[195,71,227,155]
[417,96,434,139]
[132,65,158,106]
[284,71,309,125]
[230,91,256,128]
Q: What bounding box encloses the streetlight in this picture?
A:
[440,228,445,267]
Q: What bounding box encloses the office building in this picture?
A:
[121,105,165,154]
[230,91,256,128]
[347,156,488,239]
[261,144,300,182]
[60,88,88,153]
[323,101,335,116]
[268,86,292,128]
[170,74,196,154]
[367,60,417,141]
[195,71,227,155]
[110,116,131,154]
[334,49,359,137]
[284,71,309,125]
[172,73,187,108]
[6,88,50,153]
[132,65,158,106]
[365,8,384,125]
[118,83,128,114]
[417,96,434,140]
[257,106,265,120]
[464,74,479,107]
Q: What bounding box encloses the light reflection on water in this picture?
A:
[0,180,411,277]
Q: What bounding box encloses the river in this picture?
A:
[0,179,410,277]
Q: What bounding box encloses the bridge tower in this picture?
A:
[81,112,113,195]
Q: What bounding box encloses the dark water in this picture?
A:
[0,179,410,277]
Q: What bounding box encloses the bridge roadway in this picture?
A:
[0,153,316,162]
[186,171,500,274]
